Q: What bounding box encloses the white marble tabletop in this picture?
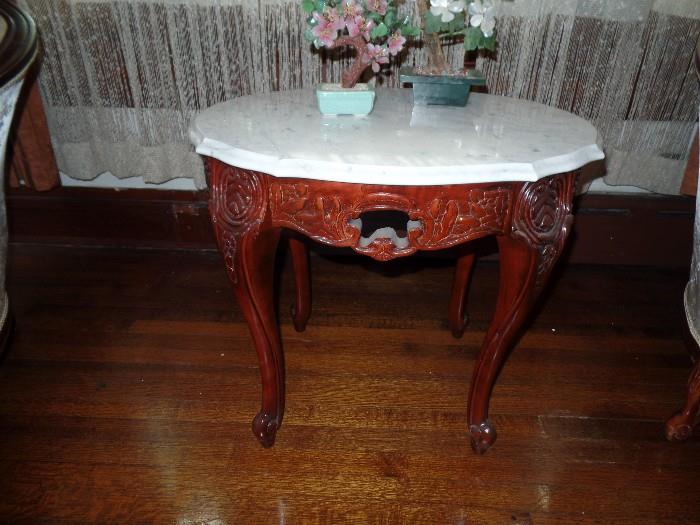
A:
[190,89,604,186]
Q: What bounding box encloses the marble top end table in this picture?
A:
[190,89,604,454]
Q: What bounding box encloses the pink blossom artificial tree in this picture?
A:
[303,0,420,88]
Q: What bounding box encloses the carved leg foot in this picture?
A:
[233,227,284,448]
[467,174,576,454]
[208,161,286,448]
[289,237,311,333]
[253,410,281,448]
[666,360,700,441]
[449,252,476,339]
[469,420,497,454]
[468,235,539,454]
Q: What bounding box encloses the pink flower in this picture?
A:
[312,13,339,47]
[367,0,388,15]
[320,5,345,32]
[387,31,406,56]
[347,16,375,41]
[342,0,364,22]
[362,43,390,73]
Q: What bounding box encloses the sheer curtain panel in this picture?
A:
[27,0,700,191]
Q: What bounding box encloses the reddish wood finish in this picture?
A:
[469,173,577,453]
[208,163,284,447]
[2,244,698,523]
[666,359,700,441]
[269,176,513,260]
[6,187,693,267]
[288,236,311,332]
[449,251,476,338]
[206,156,578,452]
[9,75,60,191]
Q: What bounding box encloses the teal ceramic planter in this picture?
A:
[399,67,486,107]
[316,83,376,116]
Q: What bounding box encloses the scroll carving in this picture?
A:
[269,182,359,246]
[208,159,267,283]
[512,173,577,288]
[415,189,511,248]
[270,180,512,261]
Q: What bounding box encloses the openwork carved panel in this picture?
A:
[207,159,268,282]
[270,180,513,261]
[512,172,578,288]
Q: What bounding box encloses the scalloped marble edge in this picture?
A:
[191,132,605,186]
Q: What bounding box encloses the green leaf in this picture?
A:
[301,0,315,13]
[423,11,444,34]
[401,24,421,37]
[366,12,382,23]
[371,22,389,39]
[384,9,396,29]
[481,34,496,51]
[314,0,326,12]
[447,14,465,33]
[463,26,482,51]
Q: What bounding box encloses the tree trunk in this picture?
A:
[417,1,450,74]
[335,36,369,89]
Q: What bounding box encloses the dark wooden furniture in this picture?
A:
[9,77,60,192]
[0,1,38,353]
[192,89,604,454]
[206,158,578,453]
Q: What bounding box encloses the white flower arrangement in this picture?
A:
[417,0,499,74]
[425,0,497,51]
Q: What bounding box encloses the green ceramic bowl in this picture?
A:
[400,67,486,107]
[316,83,376,116]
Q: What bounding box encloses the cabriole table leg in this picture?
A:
[208,160,286,448]
[288,236,311,333]
[468,234,540,453]
[449,251,476,339]
[233,227,284,448]
[468,173,577,454]
[666,361,700,441]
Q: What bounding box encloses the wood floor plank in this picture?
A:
[0,244,697,524]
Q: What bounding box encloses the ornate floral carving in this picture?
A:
[270,181,512,261]
[207,159,268,283]
[220,230,238,277]
[512,173,577,288]
[355,236,415,262]
[415,189,512,248]
[269,182,358,245]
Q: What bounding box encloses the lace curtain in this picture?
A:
[27,0,700,191]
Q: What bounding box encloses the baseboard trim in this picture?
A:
[7,187,695,267]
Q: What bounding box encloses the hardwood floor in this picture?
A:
[0,242,698,524]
